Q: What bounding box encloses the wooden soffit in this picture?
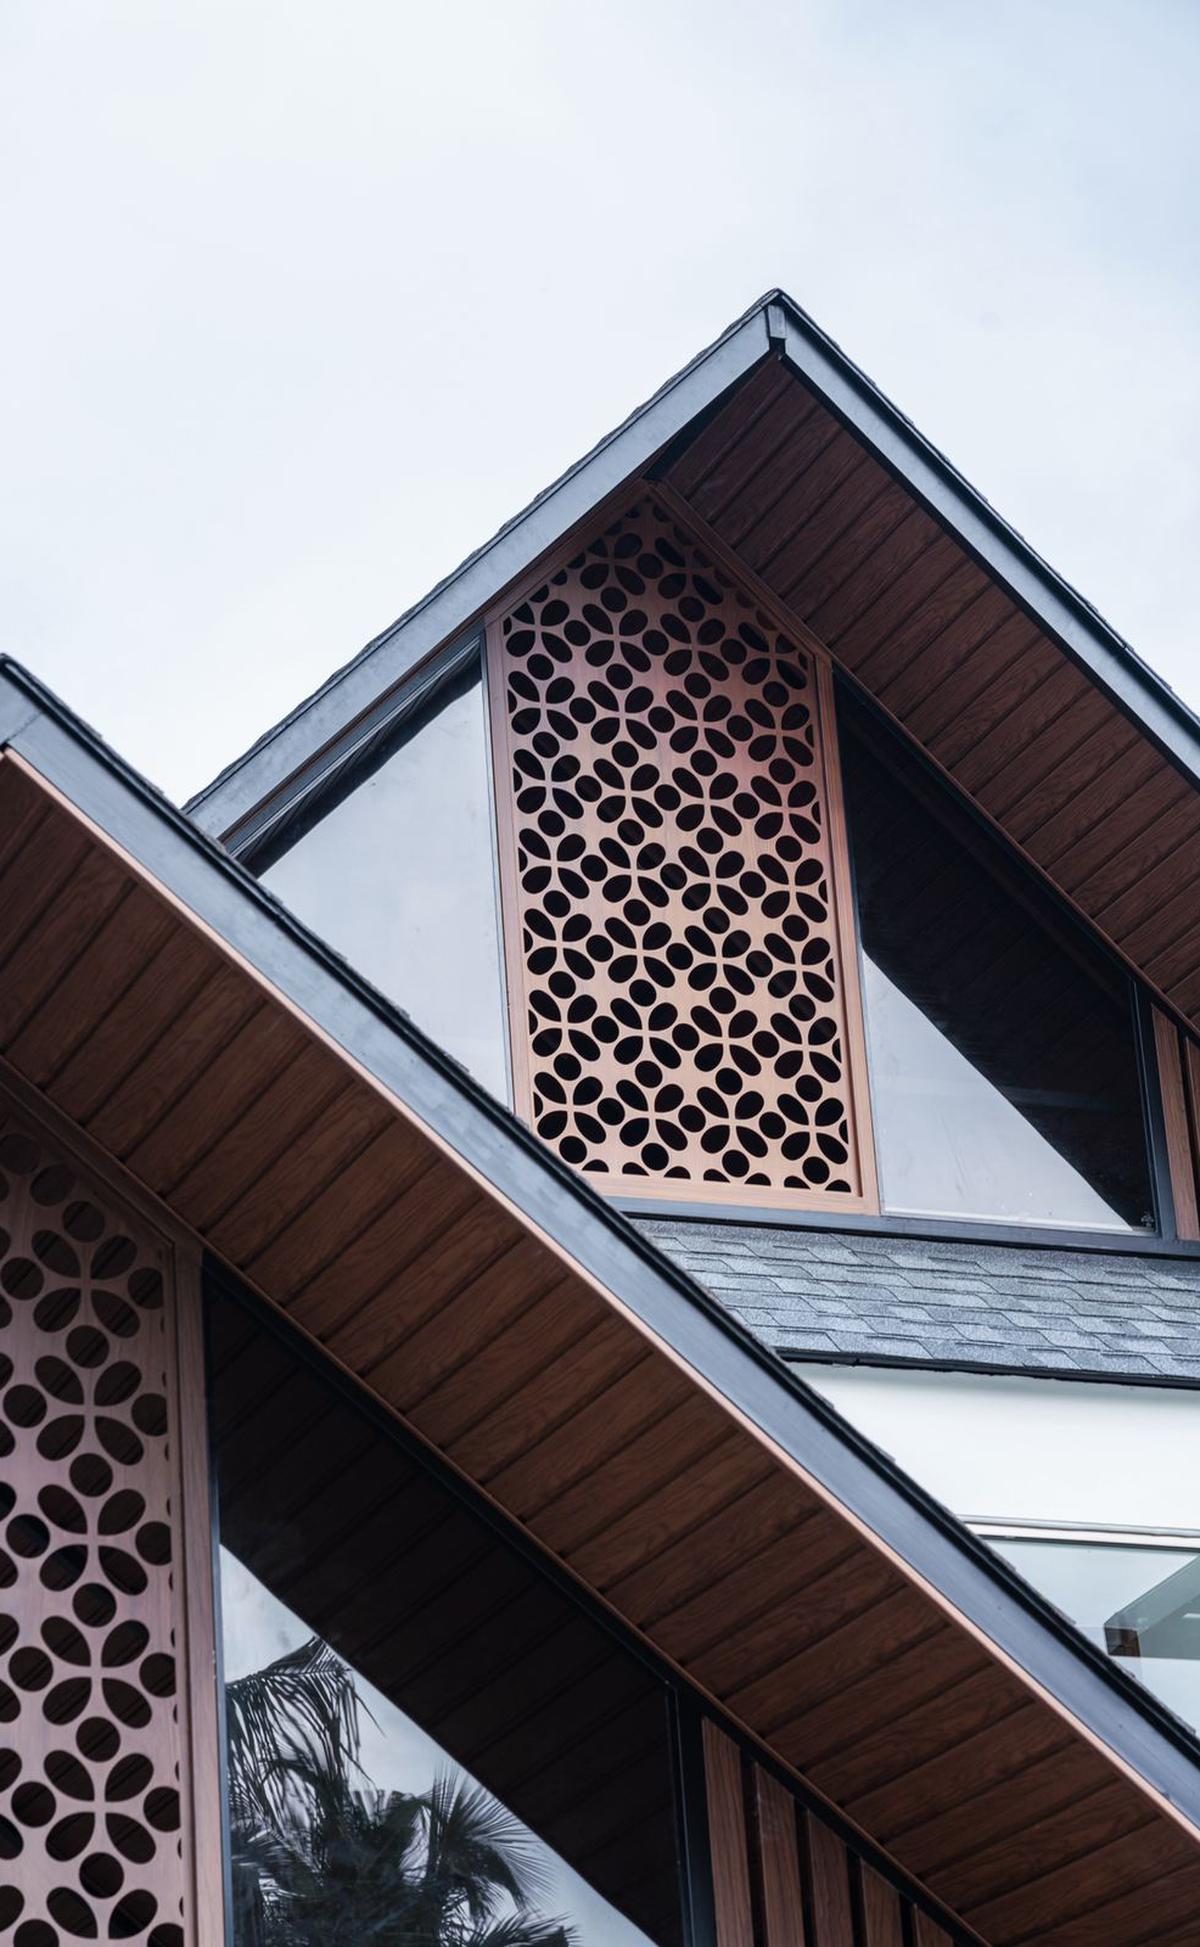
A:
[3,667,1200,1944]
[658,355,1200,1035]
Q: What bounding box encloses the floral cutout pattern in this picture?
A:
[494,499,865,1201]
[0,1114,185,1947]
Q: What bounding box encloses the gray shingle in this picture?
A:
[634,1218,1200,1381]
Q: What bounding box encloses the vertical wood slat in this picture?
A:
[862,1864,904,1946]
[703,1722,755,1947]
[913,1915,956,1947]
[754,1765,807,1944]
[1153,1007,1200,1239]
[806,1812,855,1946]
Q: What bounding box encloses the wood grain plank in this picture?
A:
[124,1001,305,1190]
[691,1543,896,1699]
[852,1704,1073,1849]
[829,535,967,678]
[921,625,1056,768]
[6,882,175,1090]
[805,1662,1022,1805]
[0,842,129,1045]
[532,1389,732,1558]
[367,1234,565,1399]
[780,480,913,615]
[1154,1009,1200,1238]
[756,451,892,592]
[861,1866,903,1947]
[739,1586,938,1735]
[652,1510,853,1668]
[207,1080,391,1262]
[894,1743,1101,1880]
[776,1627,985,1774]
[88,960,259,1158]
[610,1471,815,1626]
[449,1315,647,1484]
[170,1044,351,1222]
[408,1280,612,1450]
[937,1780,1148,1915]
[806,509,945,646]
[703,1722,754,1947]
[740,430,868,578]
[244,1116,427,1294]
[1023,734,1164,870]
[720,402,843,551]
[806,1813,854,1947]
[754,1766,807,1946]
[991,701,1139,836]
[668,360,794,500]
[967,1816,1198,1943]
[912,1915,954,1947]
[874,581,1014,722]
[695,384,818,529]
[569,1431,772,1591]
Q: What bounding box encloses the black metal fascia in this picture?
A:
[5,653,1200,1836]
[185,303,775,847]
[771,295,1200,783]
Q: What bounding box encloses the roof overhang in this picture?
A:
[5,657,1200,1942]
[184,290,1200,1038]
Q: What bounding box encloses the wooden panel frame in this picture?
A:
[485,488,880,1213]
[0,1066,223,1947]
[1153,1007,1200,1240]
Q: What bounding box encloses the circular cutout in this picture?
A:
[45,1750,94,1801]
[1,1256,43,1301]
[13,1779,56,1826]
[69,1455,112,1499]
[8,1513,50,1558]
[43,1616,90,1666]
[74,1585,116,1631]
[43,1678,91,1727]
[15,1919,58,1947]
[80,1851,123,1898]
[143,1786,178,1832]
[105,1812,153,1864]
[105,1753,152,1803]
[65,1326,107,1370]
[110,1887,156,1938]
[76,1718,119,1764]
[41,1546,87,1592]
[134,1524,170,1567]
[97,1550,145,1598]
[4,1384,47,1428]
[47,1810,95,1860]
[11,1646,53,1691]
[98,1491,143,1537]
[100,1622,147,1670]
[138,1654,174,1699]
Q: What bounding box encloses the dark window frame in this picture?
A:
[201,1256,971,1945]
[234,633,1185,1256]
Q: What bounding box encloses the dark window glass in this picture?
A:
[210,1285,684,1947]
[262,656,510,1101]
[839,697,1153,1230]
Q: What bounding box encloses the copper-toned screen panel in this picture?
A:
[0,1105,199,1946]
[489,497,875,1206]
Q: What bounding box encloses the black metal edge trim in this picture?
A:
[6,659,1200,1831]
[203,1255,972,1945]
[185,312,774,841]
[233,632,483,868]
[780,1346,1200,1394]
[773,299,1200,783]
[618,1198,1200,1259]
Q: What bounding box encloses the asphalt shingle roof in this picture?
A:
[633,1219,1200,1382]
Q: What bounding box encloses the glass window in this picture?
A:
[209,1285,684,1947]
[261,655,511,1101]
[838,696,1153,1230]
[987,1533,1200,1731]
[791,1364,1200,1732]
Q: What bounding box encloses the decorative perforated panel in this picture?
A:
[489,498,875,1206]
[0,1106,197,1946]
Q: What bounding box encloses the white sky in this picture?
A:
[2,0,1197,806]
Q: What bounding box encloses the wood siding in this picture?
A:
[664,359,1200,1038]
[2,751,1200,1944]
[703,1723,961,1945]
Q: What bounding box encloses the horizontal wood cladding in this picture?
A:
[3,752,1200,1945]
[663,360,1200,1034]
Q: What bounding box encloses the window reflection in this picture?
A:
[211,1288,683,1947]
[261,657,510,1102]
[988,1536,1200,1731]
[839,699,1153,1230]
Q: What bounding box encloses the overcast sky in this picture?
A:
[2,0,1197,806]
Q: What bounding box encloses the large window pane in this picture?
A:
[839,698,1153,1230]
[262,657,510,1101]
[209,1285,684,1947]
[989,1536,1200,1731]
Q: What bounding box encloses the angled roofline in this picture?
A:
[187,287,1200,849]
[7,649,1200,1838]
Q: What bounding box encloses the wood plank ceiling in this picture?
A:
[2,750,1200,1945]
[662,360,1200,1034]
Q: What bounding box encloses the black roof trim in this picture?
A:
[5,649,1200,1834]
[187,288,1200,848]
[185,296,774,842]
